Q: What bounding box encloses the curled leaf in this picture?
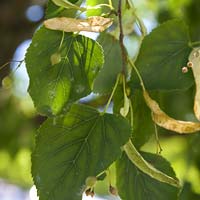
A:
[44,16,113,33]
[188,48,200,121]
[143,90,200,134]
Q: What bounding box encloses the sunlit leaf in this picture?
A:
[131,90,154,148]
[45,0,78,19]
[25,27,104,116]
[86,0,111,17]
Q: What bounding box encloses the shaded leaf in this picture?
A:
[116,152,179,200]
[93,34,122,94]
[130,19,193,91]
[179,182,200,200]
[25,27,104,116]
[131,90,154,148]
[32,104,131,200]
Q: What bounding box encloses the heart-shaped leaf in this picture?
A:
[32,104,131,200]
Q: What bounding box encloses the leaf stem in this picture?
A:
[129,99,134,131]
[108,0,113,8]
[153,121,162,154]
[59,31,65,51]
[123,140,180,187]
[102,74,121,114]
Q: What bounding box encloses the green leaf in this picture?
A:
[86,0,110,17]
[179,182,200,200]
[131,90,154,148]
[116,152,179,200]
[45,0,78,19]
[51,0,83,11]
[130,19,193,91]
[25,27,104,116]
[93,34,122,94]
[32,104,131,200]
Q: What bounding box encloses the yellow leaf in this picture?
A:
[44,16,113,33]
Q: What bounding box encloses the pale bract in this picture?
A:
[188,47,200,121]
[143,90,200,134]
[44,16,113,33]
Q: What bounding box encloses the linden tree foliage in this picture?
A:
[21,0,200,199]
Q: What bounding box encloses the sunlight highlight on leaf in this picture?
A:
[25,27,104,116]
